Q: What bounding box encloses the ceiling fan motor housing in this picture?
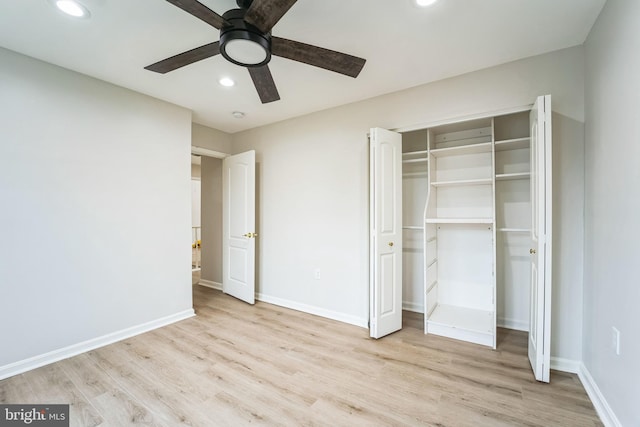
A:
[219,8,271,67]
[236,0,253,9]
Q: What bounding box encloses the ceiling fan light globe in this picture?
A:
[219,31,271,67]
[224,39,268,66]
[219,8,271,67]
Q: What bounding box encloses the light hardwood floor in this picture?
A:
[1,283,602,426]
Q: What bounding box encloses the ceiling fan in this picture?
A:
[145,0,367,104]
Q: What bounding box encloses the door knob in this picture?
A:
[388,242,394,247]
[244,232,258,238]
[530,248,536,254]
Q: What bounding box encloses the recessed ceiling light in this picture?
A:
[232,111,245,119]
[416,0,438,6]
[54,0,90,18]
[219,77,235,87]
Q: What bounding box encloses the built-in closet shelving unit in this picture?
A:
[423,118,497,348]
[397,110,533,349]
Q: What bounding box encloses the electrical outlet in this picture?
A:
[612,327,620,356]
[314,269,321,280]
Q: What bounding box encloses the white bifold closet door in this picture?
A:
[528,95,553,383]
[369,128,403,339]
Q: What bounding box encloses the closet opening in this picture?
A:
[371,95,552,381]
[399,112,532,349]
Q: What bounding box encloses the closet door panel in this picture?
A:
[528,95,552,383]
[370,128,403,339]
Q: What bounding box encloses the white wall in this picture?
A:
[192,123,232,154]
[584,1,640,425]
[0,47,193,373]
[231,46,586,361]
[550,112,585,365]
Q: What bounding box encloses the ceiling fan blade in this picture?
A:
[271,37,366,78]
[165,0,227,29]
[145,42,220,73]
[244,0,298,34]
[248,65,280,103]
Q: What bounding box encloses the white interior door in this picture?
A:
[370,128,402,339]
[223,150,256,304]
[528,95,552,382]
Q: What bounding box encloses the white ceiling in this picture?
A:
[0,0,605,133]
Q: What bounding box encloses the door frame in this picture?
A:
[191,147,228,289]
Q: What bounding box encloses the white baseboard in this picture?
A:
[402,301,424,313]
[550,356,580,374]
[0,309,195,381]
[497,317,529,332]
[198,284,368,328]
[578,363,622,427]
[198,280,222,290]
[256,293,368,328]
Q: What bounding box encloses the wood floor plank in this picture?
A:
[58,353,118,400]
[91,388,164,427]
[438,393,532,427]
[23,364,103,427]
[0,373,35,403]
[0,284,603,426]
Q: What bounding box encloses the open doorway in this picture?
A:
[191,154,202,285]
[191,146,258,306]
[191,147,227,290]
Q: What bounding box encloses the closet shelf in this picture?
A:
[427,304,494,335]
[402,158,428,164]
[403,150,429,156]
[498,228,531,233]
[430,142,492,158]
[495,137,530,151]
[496,172,530,181]
[425,218,493,224]
[403,172,428,178]
[402,225,423,230]
[431,178,492,187]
